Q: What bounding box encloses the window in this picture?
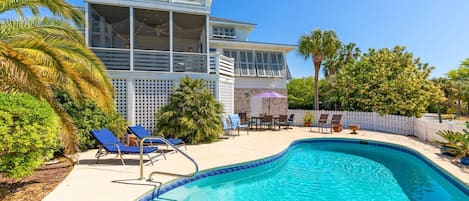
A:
[256,52,271,77]
[213,26,236,39]
[270,53,284,77]
[224,50,285,77]
[223,49,256,76]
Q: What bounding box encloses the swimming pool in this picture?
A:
[140,138,469,201]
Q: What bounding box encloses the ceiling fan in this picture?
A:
[155,23,169,37]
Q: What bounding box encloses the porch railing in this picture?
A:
[149,0,208,6]
[210,54,234,77]
[91,47,233,76]
[92,47,130,70]
[134,49,170,72]
[173,52,207,73]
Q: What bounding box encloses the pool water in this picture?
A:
[153,140,468,201]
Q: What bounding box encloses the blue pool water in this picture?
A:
[148,139,469,201]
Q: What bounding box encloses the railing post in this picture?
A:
[129,7,134,71]
[84,2,89,46]
[169,11,174,72]
[216,53,220,75]
[205,14,210,73]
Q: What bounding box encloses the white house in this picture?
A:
[82,0,294,131]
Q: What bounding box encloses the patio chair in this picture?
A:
[261,115,274,130]
[310,114,329,133]
[228,114,249,135]
[127,125,186,150]
[327,114,343,133]
[221,116,234,138]
[275,115,289,130]
[90,128,166,165]
[286,114,295,129]
[239,112,255,128]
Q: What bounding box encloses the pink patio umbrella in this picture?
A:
[254,91,286,114]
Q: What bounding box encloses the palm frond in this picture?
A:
[0,0,83,26]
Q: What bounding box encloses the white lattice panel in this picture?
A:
[112,78,127,118]
[219,80,234,114]
[206,80,216,96]
[135,79,175,133]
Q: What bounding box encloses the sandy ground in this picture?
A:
[43,127,469,201]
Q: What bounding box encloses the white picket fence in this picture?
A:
[288,110,467,141]
[414,120,467,142]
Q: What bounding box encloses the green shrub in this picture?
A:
[55,89,127,151]
[156,77,223,144]
[0,93,60,178]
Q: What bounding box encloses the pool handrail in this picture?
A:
[139,136,199,181]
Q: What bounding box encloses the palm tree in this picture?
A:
[156,77,223,144]
[298,29,341,110]
[0,0,115,153]
[323,42,360,78]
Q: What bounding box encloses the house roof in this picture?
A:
[209,16,256,27]
[210,39,296,52]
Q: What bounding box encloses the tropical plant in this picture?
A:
[434,130,462,147]
[335,46,445,117]
[298,28,341,110]
[0,93,60,178]
[55,89,127,151]
[156,77,223,144]
[287,77,316,109]
[454,131,469,158]
[323,42,361,77]
[447,61,469,117]
[0,0,115,153]
[303,112,313,125]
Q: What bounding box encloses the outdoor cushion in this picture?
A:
[90,128,158,154]
[128,125,184,145]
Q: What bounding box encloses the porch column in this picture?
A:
[169,11,174,72]
[84,2,89,46]
[127,79,136,125]
[129,7,134,71]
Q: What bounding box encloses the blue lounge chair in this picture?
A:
[228,114,249,135]
[128,125,186,150]
[90,128,165,165]
[221,116,233,138]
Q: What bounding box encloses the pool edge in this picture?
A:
[138,138,469,201]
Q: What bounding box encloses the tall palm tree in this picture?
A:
[0,0,115,153]
[323,42,360,78]
[298,29,341,110]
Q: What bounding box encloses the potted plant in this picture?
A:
[434,130,462,157]
[455,129,469,165]
[303,112,313,127]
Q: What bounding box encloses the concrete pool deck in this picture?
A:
[43,127,469,201]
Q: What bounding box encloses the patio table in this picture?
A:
[250,116,280,131]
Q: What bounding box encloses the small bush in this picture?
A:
[55,89,127,151]
[156,77,223,144]
[0,93,60,178]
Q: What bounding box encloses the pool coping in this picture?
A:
[138,138,469,201]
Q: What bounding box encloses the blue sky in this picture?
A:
[22,0,469,78]
[209,0,469,78]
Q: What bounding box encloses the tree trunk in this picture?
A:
[313,56,322,110]
[437,104,442,123]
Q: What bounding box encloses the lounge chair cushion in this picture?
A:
[90,128,157,154]
[128,125,184,145]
